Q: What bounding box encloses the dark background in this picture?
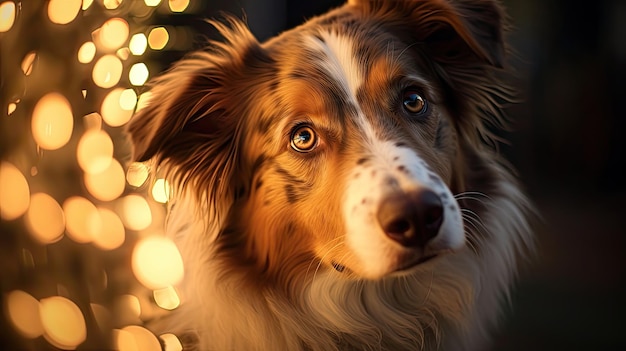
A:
[1,0,624,350]
[204,1,626,349]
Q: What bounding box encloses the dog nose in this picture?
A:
[377,189,444,247]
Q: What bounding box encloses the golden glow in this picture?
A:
[78,41,96,64]
[40,296,86,349]
[118,194,152,231]
[144,0,162,7]
[153,285,180,310]
[47,0,81,25]
[121,325,161,351]
[148,27,169,50]
[168,0,190,13]
[8,102,17,115]
[129,33,148,55]
[82,0,94,10]
[83,112,103,131]
[129,62,149,86]
[84,159,125,202]
[103,0,123,10]
[62,196,100,244]
[93,207,125,250]
[92,54,123,88]
[98,18,130,51]
[114,294,141,326]
[151,178,170,203]
[119,88,138,110]
[161,333,183,351]
[21,52,36,76]
[77,130,114,174]
[5,290,43,339]
[0,162,30,220]
[101,88,134,127]
[126,162,150,187]
[31,93,74,150]
[132,236,184,289]
[25,193,65,244]
[0,2,16,32]
[136,91,152,112]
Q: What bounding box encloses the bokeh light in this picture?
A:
[129,33,148,56]
[31,93,74,150]
[92,207,126,250]
[153,285,180,310]
[25,193,65,244]
[77,129,114,174]
[0,161,30,220]
[5,290,44,339]
[129,63,149,86]
[92,54,123,88]
[101,88,134,126]
[0,1,16,32]
[63,196,100,244]
[161,333,183,351]
[148,27,169,50]
[144,0,162,7]
[103,0,122,10]
[168,0,190,13]
[116,325,161,351]
[132,236,184,290]
[40,296,87,349]
[120,88,138,110]
[126,162,150,187]
[47,0,81,25]
[118,194,152,231]
[21,52,36,76]
[96,18,130,51]
[84,159,126,202]
[82,0,94,10]
[151,178,170,203]
[78,41,96,64]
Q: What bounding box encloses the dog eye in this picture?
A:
[290,125,318,152]
[402,90,428,115]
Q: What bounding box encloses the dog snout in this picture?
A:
[376,189,444,248]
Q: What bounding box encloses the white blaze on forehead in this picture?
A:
[305,31,363,99]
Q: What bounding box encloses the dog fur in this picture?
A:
[126,0,534,350]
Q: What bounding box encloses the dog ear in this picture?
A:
[126,18,257,163]
[349,0,506,68]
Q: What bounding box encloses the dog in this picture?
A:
[126,0,534,350]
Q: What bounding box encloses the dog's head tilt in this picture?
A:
[127,0,533,350]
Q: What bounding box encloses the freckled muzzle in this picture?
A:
[376,189,444,248]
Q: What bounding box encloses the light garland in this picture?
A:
[0,0,196,349]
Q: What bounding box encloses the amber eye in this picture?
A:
[290,125,318,152]
[402,90,428,115]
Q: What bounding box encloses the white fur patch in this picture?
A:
[343,139,465,278]
[305,31,363,99]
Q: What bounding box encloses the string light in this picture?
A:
[0,1,16,32]
[40,296,87,349]
[25,193,65,244]
[101,88,134,126]
[148,27,169,50]
[161,333,184,351]
[0,161,30,220]
[129,62,149,86]
[129,33,148,55]
[132,236,184,290]
[31,93,74,150]
[47,0,81,25]
[4,290,44,339]
[83,158,126,201]
[118,194,153,231]
[169,0,190,13]
[78,41,97,64]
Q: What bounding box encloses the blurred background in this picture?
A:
[0,0,624,350]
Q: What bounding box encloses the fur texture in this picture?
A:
[126,1,534,350]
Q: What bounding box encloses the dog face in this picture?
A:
[127,0,506,287]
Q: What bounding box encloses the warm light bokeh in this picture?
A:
[78,41,97,64]
[92,54,123,88]
[63,196,100,244]
[84,159,126,202]
[0,161,30,220]
[25,193,65,244]
[151,178,170,203]
[0,1,16,32]
[168,0,190,13]
[132,236,184,290]
[148,27,169,50]
[126,162,150,187]
[129,33,148,56]
[93,207,126,250]
[153,285,180,310]
[101,88,134,127]
[160,333,183,351]
[118,194,152,231]
[47,0,81,25]
[5,290,44,339]
[129,63,149,86]
[40,296,87,349]
[21,52,36,76]
[97,18,130,51]
[31,93,74,150]
[77,129,114,174]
